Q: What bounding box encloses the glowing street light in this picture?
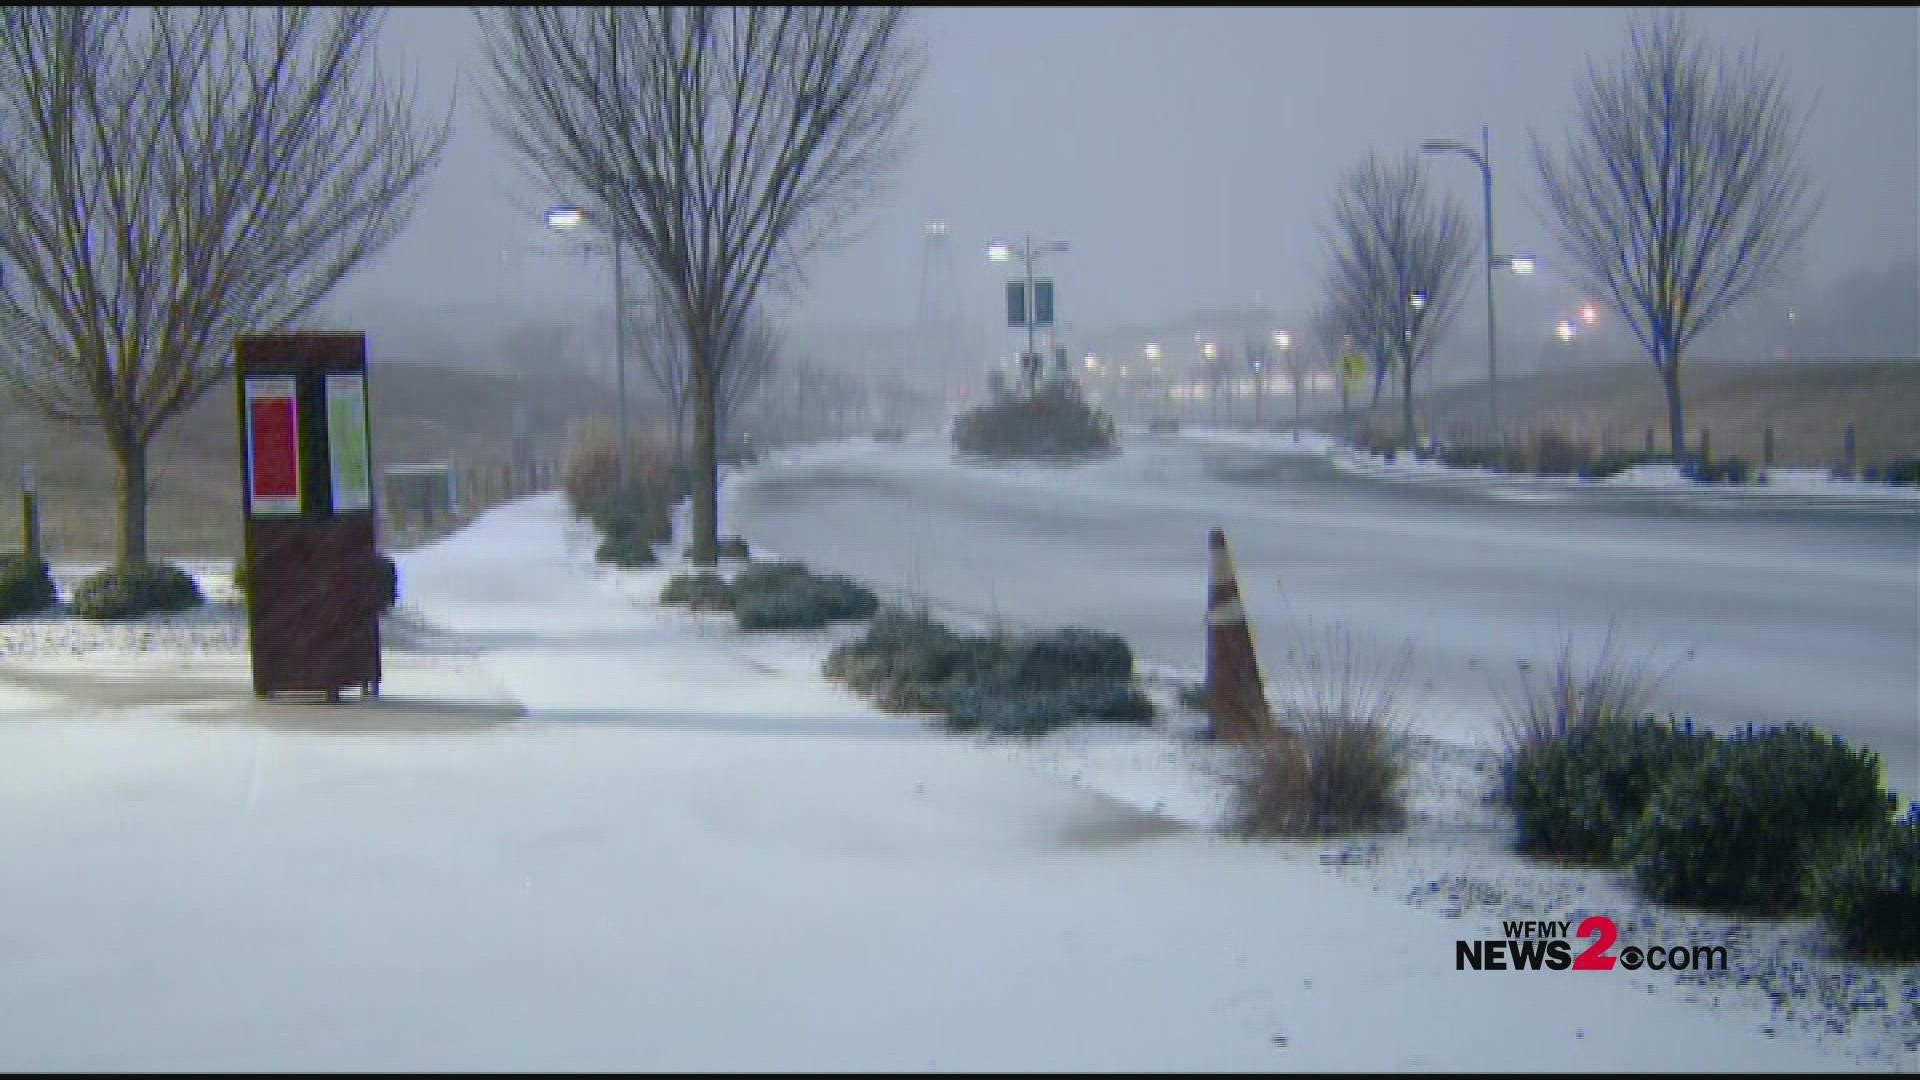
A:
[1556,320,1577,342]
[1580,304,1598,326]
[545,206,586,231]
[1409,292,1428,311]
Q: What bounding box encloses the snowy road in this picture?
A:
[726,433,1920,793]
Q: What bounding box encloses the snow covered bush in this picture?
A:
[1619,724,1893,913]
[1576,450,1672,479]
[732,572,876,630]
[0,552,55,619]
[594,532,656,568]
[1806,808,1920,960]
[984,628,1134,690]
[730,561,812,599]
[950,382,1117,460]
[824,605,1153,735]
[824,604,982,711]
[71,562,204,620]
[1682,456,1754,484]
[1878,456,1920,486]
[938,681,1153,736]
[660,571,734,610]
[1505,716,1714,865]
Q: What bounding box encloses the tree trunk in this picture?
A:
[113,436,149,569]
[670,399,687,477]
[689,339,719,565]
[1661,350,1686,460]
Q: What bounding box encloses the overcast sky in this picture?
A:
[325,6,1917,360]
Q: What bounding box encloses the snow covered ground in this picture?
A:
[0,491,1915,1071]
[1173,424,1920,509]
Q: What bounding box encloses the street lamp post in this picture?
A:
[548,205,632,488]
[1422,126,1500,441]
[1247,337,1265,427]
[1272,329,1292,424]
[990,234,1068,395]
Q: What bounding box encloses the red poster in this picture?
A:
[246,378,301,514]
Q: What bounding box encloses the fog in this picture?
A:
[322,7,1918,392]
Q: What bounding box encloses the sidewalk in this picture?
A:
[0,493,1897,1071]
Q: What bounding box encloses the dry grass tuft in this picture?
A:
[1231,623,1418,839]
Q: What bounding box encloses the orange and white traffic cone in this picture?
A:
[1205,527,1272,741]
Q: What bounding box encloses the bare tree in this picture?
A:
[477,7,921,563]
[715,314,778,448]
[1534,11,1817,459]
[0,8,447,567]
[1307,302,1355,428]
[627,297,778,467]
[626,296,693,468]
[1320,152,1475,443]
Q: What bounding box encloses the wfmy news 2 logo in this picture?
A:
[1455,916,1730,973]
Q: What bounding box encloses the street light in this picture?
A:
[1422,126,1502,439]
[988,234,1069,390]
[548,203,633,487]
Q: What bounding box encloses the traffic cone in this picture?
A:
[1205,527,1272,741]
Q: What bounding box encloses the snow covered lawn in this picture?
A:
[1173,425,1920,508]
[0,492,1913,1071]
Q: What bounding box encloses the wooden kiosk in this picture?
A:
[235,332,384,701]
